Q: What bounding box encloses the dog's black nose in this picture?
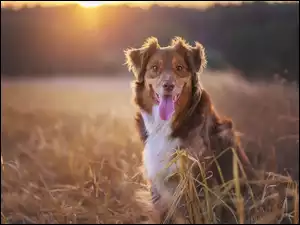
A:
[163,83,175,92]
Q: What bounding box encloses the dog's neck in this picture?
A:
[140,105,173,137]
[140,104,182,187]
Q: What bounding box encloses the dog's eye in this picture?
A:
[176,65,183,72]
[152,65,158,72]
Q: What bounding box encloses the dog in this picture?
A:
[124,37,255,223]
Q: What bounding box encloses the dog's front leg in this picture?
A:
[150,185,169,223]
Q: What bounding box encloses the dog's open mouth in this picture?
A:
[154,93,180,121]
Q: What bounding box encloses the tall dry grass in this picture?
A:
[1,72,299,224]
[1,109,157,224]
[160,148,298,224]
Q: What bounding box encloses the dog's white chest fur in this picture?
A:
[141,106,181,184]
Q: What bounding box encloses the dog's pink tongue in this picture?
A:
[159,96,175,121]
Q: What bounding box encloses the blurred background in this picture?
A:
[1,1,299,81]
[1,1,299,224]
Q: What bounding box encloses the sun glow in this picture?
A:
[76,1,113,8]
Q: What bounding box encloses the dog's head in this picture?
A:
[125,37,207,121]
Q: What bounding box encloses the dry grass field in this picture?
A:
[1,71,299,224]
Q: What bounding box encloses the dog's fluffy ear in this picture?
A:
[171,37,207,73]
[124,37,159,82]
[190,42,207,73]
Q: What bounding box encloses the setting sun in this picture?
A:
[76,1,113,8]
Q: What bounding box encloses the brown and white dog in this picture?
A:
[125,37,254,222]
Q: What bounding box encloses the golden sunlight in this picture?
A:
[1,1,296,10]
[76,1,113,8]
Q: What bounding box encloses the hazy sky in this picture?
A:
[1,1,296,9]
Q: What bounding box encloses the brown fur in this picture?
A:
[125,37,255,222]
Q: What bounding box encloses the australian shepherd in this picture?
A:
[125,37,255,223]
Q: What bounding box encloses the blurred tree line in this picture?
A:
[1,2,299,82]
